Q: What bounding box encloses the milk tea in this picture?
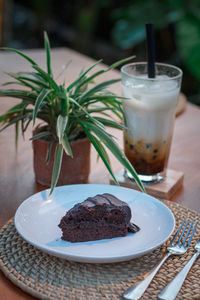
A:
[122,73,180,181]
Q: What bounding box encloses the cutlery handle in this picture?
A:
[158,252,200,300]
[123,252,171,300]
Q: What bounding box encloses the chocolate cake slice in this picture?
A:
[58,193,140,242]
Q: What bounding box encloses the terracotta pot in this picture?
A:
[32,136,91,187]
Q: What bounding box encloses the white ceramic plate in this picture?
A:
[15,184,175,263]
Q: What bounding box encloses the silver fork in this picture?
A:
[123,219,197,300]
[158,234,200,300]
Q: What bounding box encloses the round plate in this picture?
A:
[14,184,175,263]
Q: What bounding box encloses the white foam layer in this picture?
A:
[122,75,180,142]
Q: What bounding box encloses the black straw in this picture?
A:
[145,23,155,78]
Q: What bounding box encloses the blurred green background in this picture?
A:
[1,0,200,106]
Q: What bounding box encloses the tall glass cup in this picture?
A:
[121,62,182,183]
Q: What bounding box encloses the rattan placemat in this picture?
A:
[0,200,200,300]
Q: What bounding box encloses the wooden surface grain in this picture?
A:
[0,48,200,300]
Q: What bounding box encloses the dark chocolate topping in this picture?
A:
[83,193,128,208]
[128,222,140,233]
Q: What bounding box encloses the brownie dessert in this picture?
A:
[58,193,140,242]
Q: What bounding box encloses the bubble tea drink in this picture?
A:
[121,63,182,183]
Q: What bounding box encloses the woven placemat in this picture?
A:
[0,200,200,300]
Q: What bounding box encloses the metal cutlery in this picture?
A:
[157,233,200,300]
[123,219,197,300]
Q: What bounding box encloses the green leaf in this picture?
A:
[59,87,69,115]
[33,88,52,124]
[49,144,63,195]
[74,70,105,93]
[84,121,145,192]
[56,114,68,143]
[1,81,19,86]
[44,31,52,76]
[2,47,38,65]
[0,115,27,132]
[67,59,103,91]
[14,75,48,88]
[29,131,52,141]
[15,121,19,150]
[0,89,36,103]
[78,79,120,104]
[87,94,125,101]
[69,97,105,129]
[46,141,54,164]
[80,122,117,184]
[74,56,135,94]
[87,107,121,114]
[0,102,28,122]
[62,133,73,157]
[94,117,126,130]
[108,55,136,70]
[5,72,39,92]
[33,65,60,92]
[22,118,32,135]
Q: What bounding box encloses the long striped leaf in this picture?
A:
[15,121,19,150]
[86,107,120,114]
[108,55,136,70]
[1,48,38,65]
[74,70,105,93]
[56,114,68,143]
[78,79,120,104]
[5,72,39,92]
[33,88,52,124]
[29,131,52,141]
[69,97,105,130]
[62,133,73,157]
[0,115,27,132]
[80,122,117,184]
[94,117,126,130]
[87,94,125,102]
[0,89,36,103]
[46,141,54,164]
[33,65,60,92]
[14,75,48,88]
[44,31,52,76]
[84,121,145,192]
[59,87,69,114]
[49,144,63,195]
[0,102,27,122]
[75,55,135,93]
[22,117,32,135]
[67,59,103,92]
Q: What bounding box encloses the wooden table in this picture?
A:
[0,48,200,300]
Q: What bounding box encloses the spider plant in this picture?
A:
[0,32,145,194]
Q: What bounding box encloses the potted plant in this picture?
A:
[0,32,144,194]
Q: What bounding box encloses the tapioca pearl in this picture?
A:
[130,144,134,150]
[152,155,157,160]
[153,149,158,153]
[140,158,146,163]
[146,143,152,149]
